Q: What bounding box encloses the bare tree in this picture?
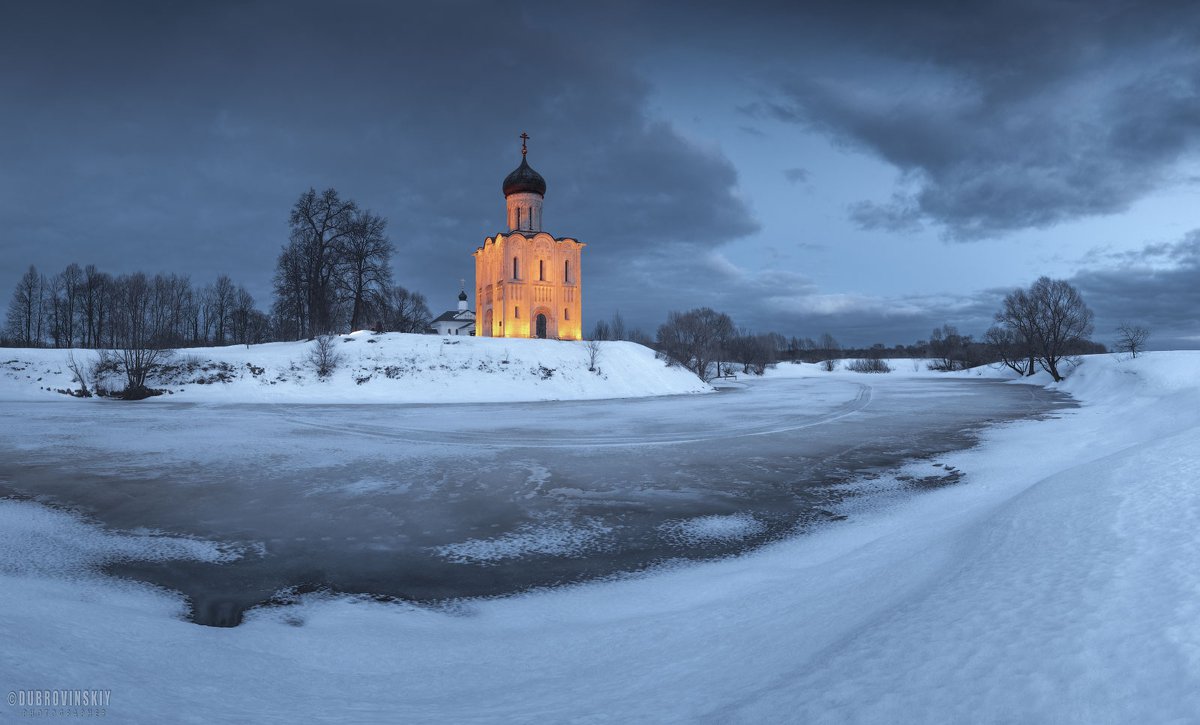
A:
[65,351,91,397]
[337,210,393,332]
[581,338,602,372]
[928,324,971,371]
[307,334,343,379]
[272,241,309,340]
[985,324,1033,375]
[817,332,840,370]
[994,277,1095,382]
[58,263,82,347]
[1028,277,1094,381]
[655,307,735,381]
[43,272,65,347]
[79,264,110,348]
[285,188,359,336]
[1115,323,1150,358]
[728,331,777,375]
[208,274,237,345]
[382,286,432,333]
[591,319,611,341]
[609,311,626,341]
[5,265,42,346]
[113,272,173,398]
[995,288,1039,376]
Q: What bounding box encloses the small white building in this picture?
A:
[431,289,475,336]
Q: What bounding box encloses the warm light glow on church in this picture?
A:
[474,134,584,340]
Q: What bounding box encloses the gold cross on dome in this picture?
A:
[520,132,530,156]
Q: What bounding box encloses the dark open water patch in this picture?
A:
[1,378,1076,627]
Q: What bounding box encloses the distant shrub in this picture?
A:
[307,334,343,379]
[847,357,892,373]
[821,359,839,372]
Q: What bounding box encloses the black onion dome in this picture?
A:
[458,289,468,302]
[502,157,547,197]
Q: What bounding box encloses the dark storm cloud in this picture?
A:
[742,0,1200,239]
[1072,231,1200,349]
[780,231,1200,349]
[4,1,1198,344]
[0,0,756,319]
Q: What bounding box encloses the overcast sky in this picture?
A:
[3,0,1198,347]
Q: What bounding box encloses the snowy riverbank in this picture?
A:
[1,352,1198,722]
[0,332,710,403]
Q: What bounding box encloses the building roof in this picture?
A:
[502,156,547,197]
[432,309,475,324]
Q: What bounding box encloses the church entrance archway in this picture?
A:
[535,313,548,339]
[484,308,494,336]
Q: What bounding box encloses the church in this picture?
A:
[474,135,584,339]
[430,287,475,336]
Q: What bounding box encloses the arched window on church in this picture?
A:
[564,308,569,320]
[539,260,545,281]
[564,260,571,283]
[515,306,520,318]
[513,256,519,279]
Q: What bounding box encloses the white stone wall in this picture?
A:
[505,192,544,233]
[473,232,584,339]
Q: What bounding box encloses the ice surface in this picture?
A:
[435,518,614,564]
[0,374,1065,626]
[658,513,767,545]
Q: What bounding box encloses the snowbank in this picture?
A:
[763,356,1026,379]
[2,352,1198,723]
[0,332,710,404]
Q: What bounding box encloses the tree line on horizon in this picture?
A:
[647,276,1109,383]
[2,189,1131,389]
[1,188,434,352]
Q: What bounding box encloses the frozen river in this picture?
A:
[0,375,1072,626]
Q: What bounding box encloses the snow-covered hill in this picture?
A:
[0,332,711,403]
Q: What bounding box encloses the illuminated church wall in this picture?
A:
[474,136,584,340]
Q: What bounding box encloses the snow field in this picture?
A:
[0,352,1197,723]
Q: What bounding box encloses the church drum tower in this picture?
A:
[474,134,584,340]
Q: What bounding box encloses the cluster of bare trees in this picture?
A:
[650,278,1105,383]
[590,311,652,346]
[5,189,433,355]
[765,333,842,364]
[987,277,1097,381]
[926,324,991,371]
[656,308,735,380]
[652,308,854,380]
[653,308,784,380]
[4,263,268,350]
[272,188,429,338]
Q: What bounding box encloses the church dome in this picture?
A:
[458,289,468,302]
[502,156,547,197]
